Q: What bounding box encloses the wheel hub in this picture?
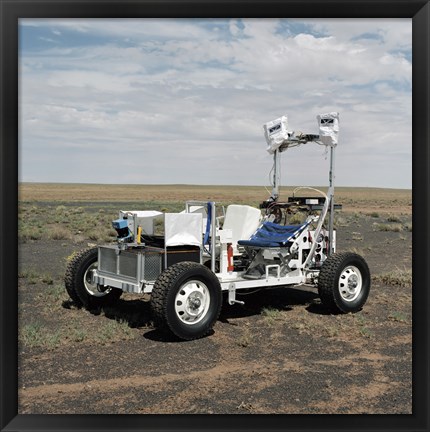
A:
[348,275,358,289]
[83,263,111,297]
[175,280,210,325]
[339,266,362,302]
[188,296,202,310]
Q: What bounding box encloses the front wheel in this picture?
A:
[150,262,222,340]
[64,247,122,309]
[318,252,370,313]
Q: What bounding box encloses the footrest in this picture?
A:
[243,264,265,280]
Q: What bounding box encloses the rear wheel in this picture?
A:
[151,262,222,340]
[64,247,122,309]
[318,252,370,313]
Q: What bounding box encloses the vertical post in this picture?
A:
[210,202,216,273]
[271,150,281,201]
[328,146,335,255]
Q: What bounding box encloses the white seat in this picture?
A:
[222,205,262,255]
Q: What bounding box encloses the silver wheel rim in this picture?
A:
[175,280,211,325]
[84,262,111,297]
[338,265,362,302]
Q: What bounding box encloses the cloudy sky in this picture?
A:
[19,18,412,189]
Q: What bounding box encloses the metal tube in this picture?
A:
[210,202,216,273]
[303,145,336,269]
[328,146,335,255]
[271,150,281,201]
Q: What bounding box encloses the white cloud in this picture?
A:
[19,18,411,188]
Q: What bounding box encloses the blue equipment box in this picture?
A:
[112,219,129,230]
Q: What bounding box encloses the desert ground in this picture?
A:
[18,183,412,414]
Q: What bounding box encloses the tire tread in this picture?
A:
[64,247,121,309]
[64,248,95,306]
[318,252,370,313]
[150,261,221,340]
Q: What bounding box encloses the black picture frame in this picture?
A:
[1,1,428,431]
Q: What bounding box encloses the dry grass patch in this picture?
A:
[374,223,403,232]
[372,268,412,288]
[47,225,73,240]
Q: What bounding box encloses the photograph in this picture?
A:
[1,1,429,431]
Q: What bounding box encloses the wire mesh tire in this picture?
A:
[318,252,370,313]
[150,261,222,340]
[64,247,122,309]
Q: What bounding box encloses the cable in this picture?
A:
[293,186,327,200]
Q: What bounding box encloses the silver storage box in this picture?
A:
[98,245,163,293]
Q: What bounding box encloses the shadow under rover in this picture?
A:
[62,297,153,328]
[62,285,331,342]
[218,286,321,323]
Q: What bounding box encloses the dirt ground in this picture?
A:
[17,194,412,414]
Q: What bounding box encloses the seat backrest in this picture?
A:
[237,220,311,248]
[223,205,262,254]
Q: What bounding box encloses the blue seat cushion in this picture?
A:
[237,221,308,247]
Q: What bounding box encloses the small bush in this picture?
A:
[43,284,65,301]
[288,213,305,225]
[19,226,43,241]
[237,329,252,348]
[20,323,62,349]
[55,205,67,213]
[352,232,363,241]
[41,273,54,285]
[387,215,401,223]
[96,320,134,344]
[48,225,73,240]
[73,328,88,342]
[18,269,40,284]
[359,327,373,339]
[87,227,114,242]
[375,223,403,232]
[261,307,282,323]
[403,222,412,232]
[334,216,349,227]
[20,323,44,347]
[373,268,412,287]
[388,311,408,323]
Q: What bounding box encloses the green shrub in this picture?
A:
[20,323,62,349]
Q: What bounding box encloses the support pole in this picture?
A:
[328,146,335,255]
[210,202,216,273]
[271,150,281,201]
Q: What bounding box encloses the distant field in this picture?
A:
[19,182,412,214]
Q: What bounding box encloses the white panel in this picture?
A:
[180,205,208,233]
[223,205,262,254]
[119,210,163,235]
[165,213,203,247]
